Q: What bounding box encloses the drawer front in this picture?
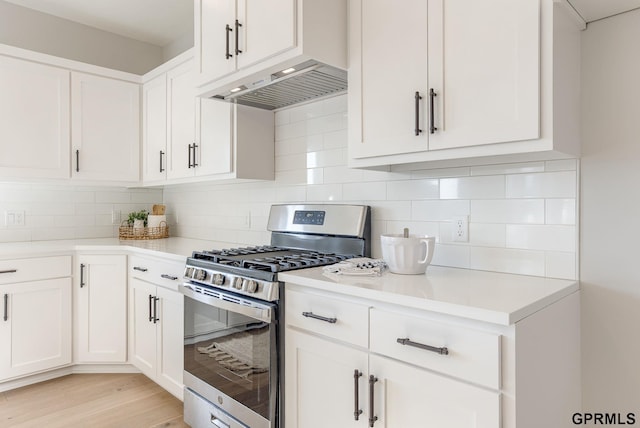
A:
[0,256,72,284]
[129,255,184,291]
[285,288,369,348]
[370,308,501,389]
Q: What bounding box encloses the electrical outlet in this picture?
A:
[5,210,25,227]
[452,215,468,242]
[112,210,121,225]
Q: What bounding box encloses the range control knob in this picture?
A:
[184,267,194,278]
[212,273,225,286]
[194,269,207,281]
[242,279,257,293]
[232,277,243,289]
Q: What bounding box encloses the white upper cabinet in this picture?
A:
[166,59,198,181]
[143,54,274,185]
[195,0,347,98]
[349,0,582,169]
[0,56,70,179]
[71,72,140,183]
[196,0,296,84]
[142,73,168,183]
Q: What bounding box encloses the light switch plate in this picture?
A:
[5,210,25,227]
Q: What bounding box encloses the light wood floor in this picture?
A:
[0,373,189,428]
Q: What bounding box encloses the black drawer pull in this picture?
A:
[429,88,438,134]
[302,311,337,324]
[161,274,178,281]
[354,369,363,420]
[133,266,148,272]
[0,269,17,274]
[397,337,449,355]
[3,294,8,322]
[369,375,378,427]
[80,263,86,288]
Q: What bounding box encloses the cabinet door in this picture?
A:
[156,286,184,399]
[71,72,140,182]
[0,278,72,380]
[129,278,158,377]
[236,0,296,70]
[143,73,168,183]
[0,56,70,179]
[285,329,368,428]
[196,0,237,82]
[369,354,500,428]
[196,98,233,176]
[349,0,429,159]
[75,255,127,363]
[427,0,540,150]
[166,59,197,180]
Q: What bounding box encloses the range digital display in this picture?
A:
[293,210,326,225]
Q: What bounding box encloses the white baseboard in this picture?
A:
[0,363,141,393]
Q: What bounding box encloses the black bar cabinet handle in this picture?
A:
[397,337,449,355]
[414,91,423,136]
[148,294,154,322]
[153,296,160,323]
[354,370,363,420]
[369,375,378,427]
[80,263,86,288]
[75,149,80,172]
[0,269,17,274]
[429,88,438,134]
[3,294,8,322]
[161,274,178,281]
[225,24,232,59]
[302,311,337,324]
[160,150,165,173]
[192,143,198,167]
[235,20,242,55]
[187,144,192,168]
[133,266,148,272]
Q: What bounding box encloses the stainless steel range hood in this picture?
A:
[212,60,347,111]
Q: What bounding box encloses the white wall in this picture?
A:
[0,183,162,242]
[0,0,164,74]
[581,9,640,410]
[164,95,578,279]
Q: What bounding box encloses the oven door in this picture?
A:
[179,283,278,428]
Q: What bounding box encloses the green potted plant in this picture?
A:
[127,210,148,235]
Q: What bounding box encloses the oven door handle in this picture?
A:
[178,284,274,324]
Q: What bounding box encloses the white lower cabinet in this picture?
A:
[0,278,72,381]
[0,256,73,382]
[74,254,127,363]
[285,285,581,428]
[285,309,498,428]
[369,355,500,428]
[129,255,184,400]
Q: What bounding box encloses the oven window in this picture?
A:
[184,296,274,420]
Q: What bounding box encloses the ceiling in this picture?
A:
[3,0,640,48]
[3,0,193,47]
[567,0,640,22]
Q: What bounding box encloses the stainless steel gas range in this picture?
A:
[179,204,371,428]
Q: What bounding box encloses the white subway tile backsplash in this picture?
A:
[343,182,386,201]
[545,251,577,280]
[440,175,505,200]
[306,184,343,202]
[370,202,412,221]
[471,199,545,224]
[506,225,576,252]
[545,159,577,172]
[386,179,439,200]
[411,167,470,179]
[506,171,577,198]
[469,223,507,247]
[324,166,365,184]
[412,200,470,222]
[306,168,324,185]
[470,247,546,276]
[306,149,345,168]
[323,129,348,150]
[431,244,470,269]
[470,162,545,176]
[275,153,306,171]
[545,199,576,225]
[385,221,439,238]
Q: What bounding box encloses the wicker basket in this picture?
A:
[119,221,169,240]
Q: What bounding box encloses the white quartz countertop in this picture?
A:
[279,266,579,326]
[0,237,240,262]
